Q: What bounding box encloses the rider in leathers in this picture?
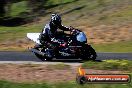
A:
[38,13,71,57]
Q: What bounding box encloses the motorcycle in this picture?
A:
[27,28,97,61]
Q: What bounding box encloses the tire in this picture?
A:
[34,45,52,61]
[88,46,97,60]
[34,49,46,61]
[81,45,97,61]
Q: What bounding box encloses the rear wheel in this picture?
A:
[34,45,52,61]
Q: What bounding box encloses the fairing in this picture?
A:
[27,33,41,44]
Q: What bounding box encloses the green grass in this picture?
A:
[45,0,75,6]
[0,80,131,88]
[0,60,132,88]
[82,60,132,71]
[10,1,29,17]
[9,0,75,17]
[0,61,131,88]
[7,0,132,25]
[0,24,42,42]
[93,41,132,52]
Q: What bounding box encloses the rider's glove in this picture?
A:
[69,26,74,31]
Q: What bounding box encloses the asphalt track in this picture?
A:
[0,51,131,62]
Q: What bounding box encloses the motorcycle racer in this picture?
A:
[39,13,71,44]
[27,16,96,60]
[37,13,72,57]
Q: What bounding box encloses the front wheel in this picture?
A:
[88,46,97,60]
[81,45,97,61]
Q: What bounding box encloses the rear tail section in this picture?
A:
[27,33,41,44]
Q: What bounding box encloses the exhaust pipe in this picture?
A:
[29,48,52,58]
[29,48,46,56]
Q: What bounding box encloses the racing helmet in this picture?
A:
[51,13,62,26]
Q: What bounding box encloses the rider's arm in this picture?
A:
[59,25,71,31]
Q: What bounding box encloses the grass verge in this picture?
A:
[0,80,131,88]
[82,60,132,71]
[93,41,132,53]
[0,61,132,88]
[46,63,71,70]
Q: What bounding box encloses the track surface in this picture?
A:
[0,51,131,62]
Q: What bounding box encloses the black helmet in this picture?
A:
[51,13,62,26]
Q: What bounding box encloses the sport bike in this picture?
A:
[27,28,97,61]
